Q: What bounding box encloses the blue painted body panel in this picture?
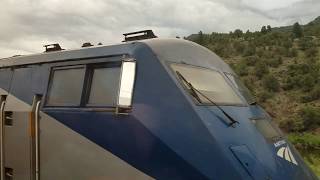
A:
[0,39,318,180]
[230,145,267,179]
[0,68,13,92]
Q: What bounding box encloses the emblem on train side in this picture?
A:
[274,140,286,147]
[276,146,298,165]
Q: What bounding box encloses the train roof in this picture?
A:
[0,38,234,74]
[143,38,234,73]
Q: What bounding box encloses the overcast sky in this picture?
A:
[0,0,319,58]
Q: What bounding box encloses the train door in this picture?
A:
[1,67,42,180]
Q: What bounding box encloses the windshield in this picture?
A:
[251,118,282,141]
[225,73,256,104]
[171,63,243,105]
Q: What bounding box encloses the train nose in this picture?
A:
[198,106,319,180]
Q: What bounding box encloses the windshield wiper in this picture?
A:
[249,101,257,105]
[176,71,239,127]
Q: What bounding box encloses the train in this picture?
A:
[0,30,318,180]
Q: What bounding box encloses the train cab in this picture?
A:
[0,30,318,180]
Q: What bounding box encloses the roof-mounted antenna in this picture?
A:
[123,30,157,42]
[44,43,64,52]
[82,42,94,47]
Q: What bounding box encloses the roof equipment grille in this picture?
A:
[123,30,157,42]
[44,43,64,52]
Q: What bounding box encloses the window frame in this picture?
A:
[250,117,284,142]
[224,72,256,105]
[45,65,86,107]
[169,62,246,106]
[44,61,123,109]
[84,62,122,108]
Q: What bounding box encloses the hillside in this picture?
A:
[187,16,320,176]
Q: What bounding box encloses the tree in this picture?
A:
[234,29,243,38]
[245,30,251,40]
[196,31,204,45]
[292,22,303,38]
[267,25,272,32]
[261,26,267,34]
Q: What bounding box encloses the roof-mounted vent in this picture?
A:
[82,42,94,48]
[123,30,157,42]
[44,43,64,52]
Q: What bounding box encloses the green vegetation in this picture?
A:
[187,16,320,177]
[288,133,320,176]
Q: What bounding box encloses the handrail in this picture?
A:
[0,101,5,180]
[35,101,41,180]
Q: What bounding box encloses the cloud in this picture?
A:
[0,0,319,58]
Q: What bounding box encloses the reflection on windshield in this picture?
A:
[251,118,282,140]
[225,73,256,104]
[171,63,243,105]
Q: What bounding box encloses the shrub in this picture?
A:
[233,41,245,54]
[279,118,305,132]
[256,48,264,57]
[275,46,288,56]
[233,62,248,76]
[299,106,320,131]
[300,85,320,102]
[244,44,256,56]
[282,39,293,49]
[288,133,320,151]
[267,56,282,67]
[262,74,280,92]
[245,56,258,66]
[305,46,318,58]
[299,37,314,50]
[287,48,298,57]
[242,77,255,92]
[287,64,311,75]
[254,61,269,79]
[257,90,273,102]
[310,85,320,100]
[300,74,316,92]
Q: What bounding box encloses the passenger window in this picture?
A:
[46,67,85,106]
[87,67,121,106]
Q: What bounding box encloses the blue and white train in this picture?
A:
[0,30,318,180]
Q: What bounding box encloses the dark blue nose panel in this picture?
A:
[230,145,269,180]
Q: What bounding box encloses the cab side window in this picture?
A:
[87,67,121,106]
[46,66,85,106]
[45,59,136,110]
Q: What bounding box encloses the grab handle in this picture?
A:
[0,100,6,180]
[35,100,41,180]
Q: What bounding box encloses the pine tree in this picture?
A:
[267,25,272,32]
[261,26,267,34]
[292,22,303,38]
[197,31,204,45]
